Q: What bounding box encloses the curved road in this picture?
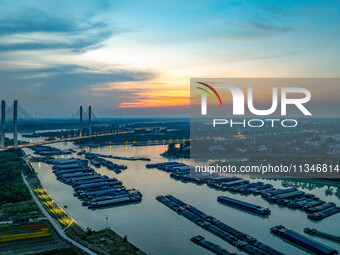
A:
[22,173,97,255]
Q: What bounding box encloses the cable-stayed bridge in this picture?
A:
[0,100,131,150]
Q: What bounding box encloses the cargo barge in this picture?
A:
[271,225,338,255]
[217,196,270,215]
[308,206,340,220]
[65,174,103,185]
[88,195,141,208]
[304,228,340,243]
[72,177,109,186]
[249,184,273,194]
[83,189,142,206]
[79,187,125,199]
[231,182,263,194]
[80,150,150,161]
[262,188,297,198]
[307,202,336,213]
[90,159,101,167]
[156,195,284,255]
[303,201,325,211]
[75,180,122,192]
[268,191,305,203]
[191,235,236,255]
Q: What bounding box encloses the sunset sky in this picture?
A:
[0,0,339,117]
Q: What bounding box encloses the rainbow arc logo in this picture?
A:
[196,82,223,106]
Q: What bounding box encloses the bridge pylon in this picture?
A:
[80,106,83,137]
[13,100,18,148]
[0,100,5,148]
[89,105,92,138]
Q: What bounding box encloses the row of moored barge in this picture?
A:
[78,149,151,161]
[156,194,284,255]
[28,145,72,156]
[191,235,237,255]
[271,225,338,255]
[304,228,340,243]
[51,158,142,209]
[84,152,127,174]
[147,162,339,220]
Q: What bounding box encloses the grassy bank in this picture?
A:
[0,149,41,221]
[0,149,77,254]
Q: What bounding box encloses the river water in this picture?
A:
[23,141,340,255]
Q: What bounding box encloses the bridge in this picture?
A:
[12,131,134,149]
[0,100,123,150]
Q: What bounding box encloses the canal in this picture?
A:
[24,142,340,255]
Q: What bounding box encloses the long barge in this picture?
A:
[248,184,273,194]
[268,191,305,202]
[58,172,96,181]
[229,182,263,193]
[271,225,338,255]
[308,206,340,220]
[191,235,237,255]
[65,174,103,185]
[221,180,249,189]
[83,189,142,206]
[304,228,340,243]
[303,201,325,211]
[72,177,110,186]
[88,195,141,208]
[55,168,93,175]
[307,202,336,213]
[217,196,270,215]
[90,159,101,167]
[79,187,125,199]
[53,163,85,170]
[52,158,85,166]
[146,162,178,168]
[287,198,315,208]
[208,177,241,184]
[156,195,284,255]
[75,180,122,191]
[262,188,297,198]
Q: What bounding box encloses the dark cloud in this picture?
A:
[0,65,155,117]
[250,21,297,33]
[225,4,297,39]
[0,65,154,91]
[0,0,119,52]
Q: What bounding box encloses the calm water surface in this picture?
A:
[25,142,340,255]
